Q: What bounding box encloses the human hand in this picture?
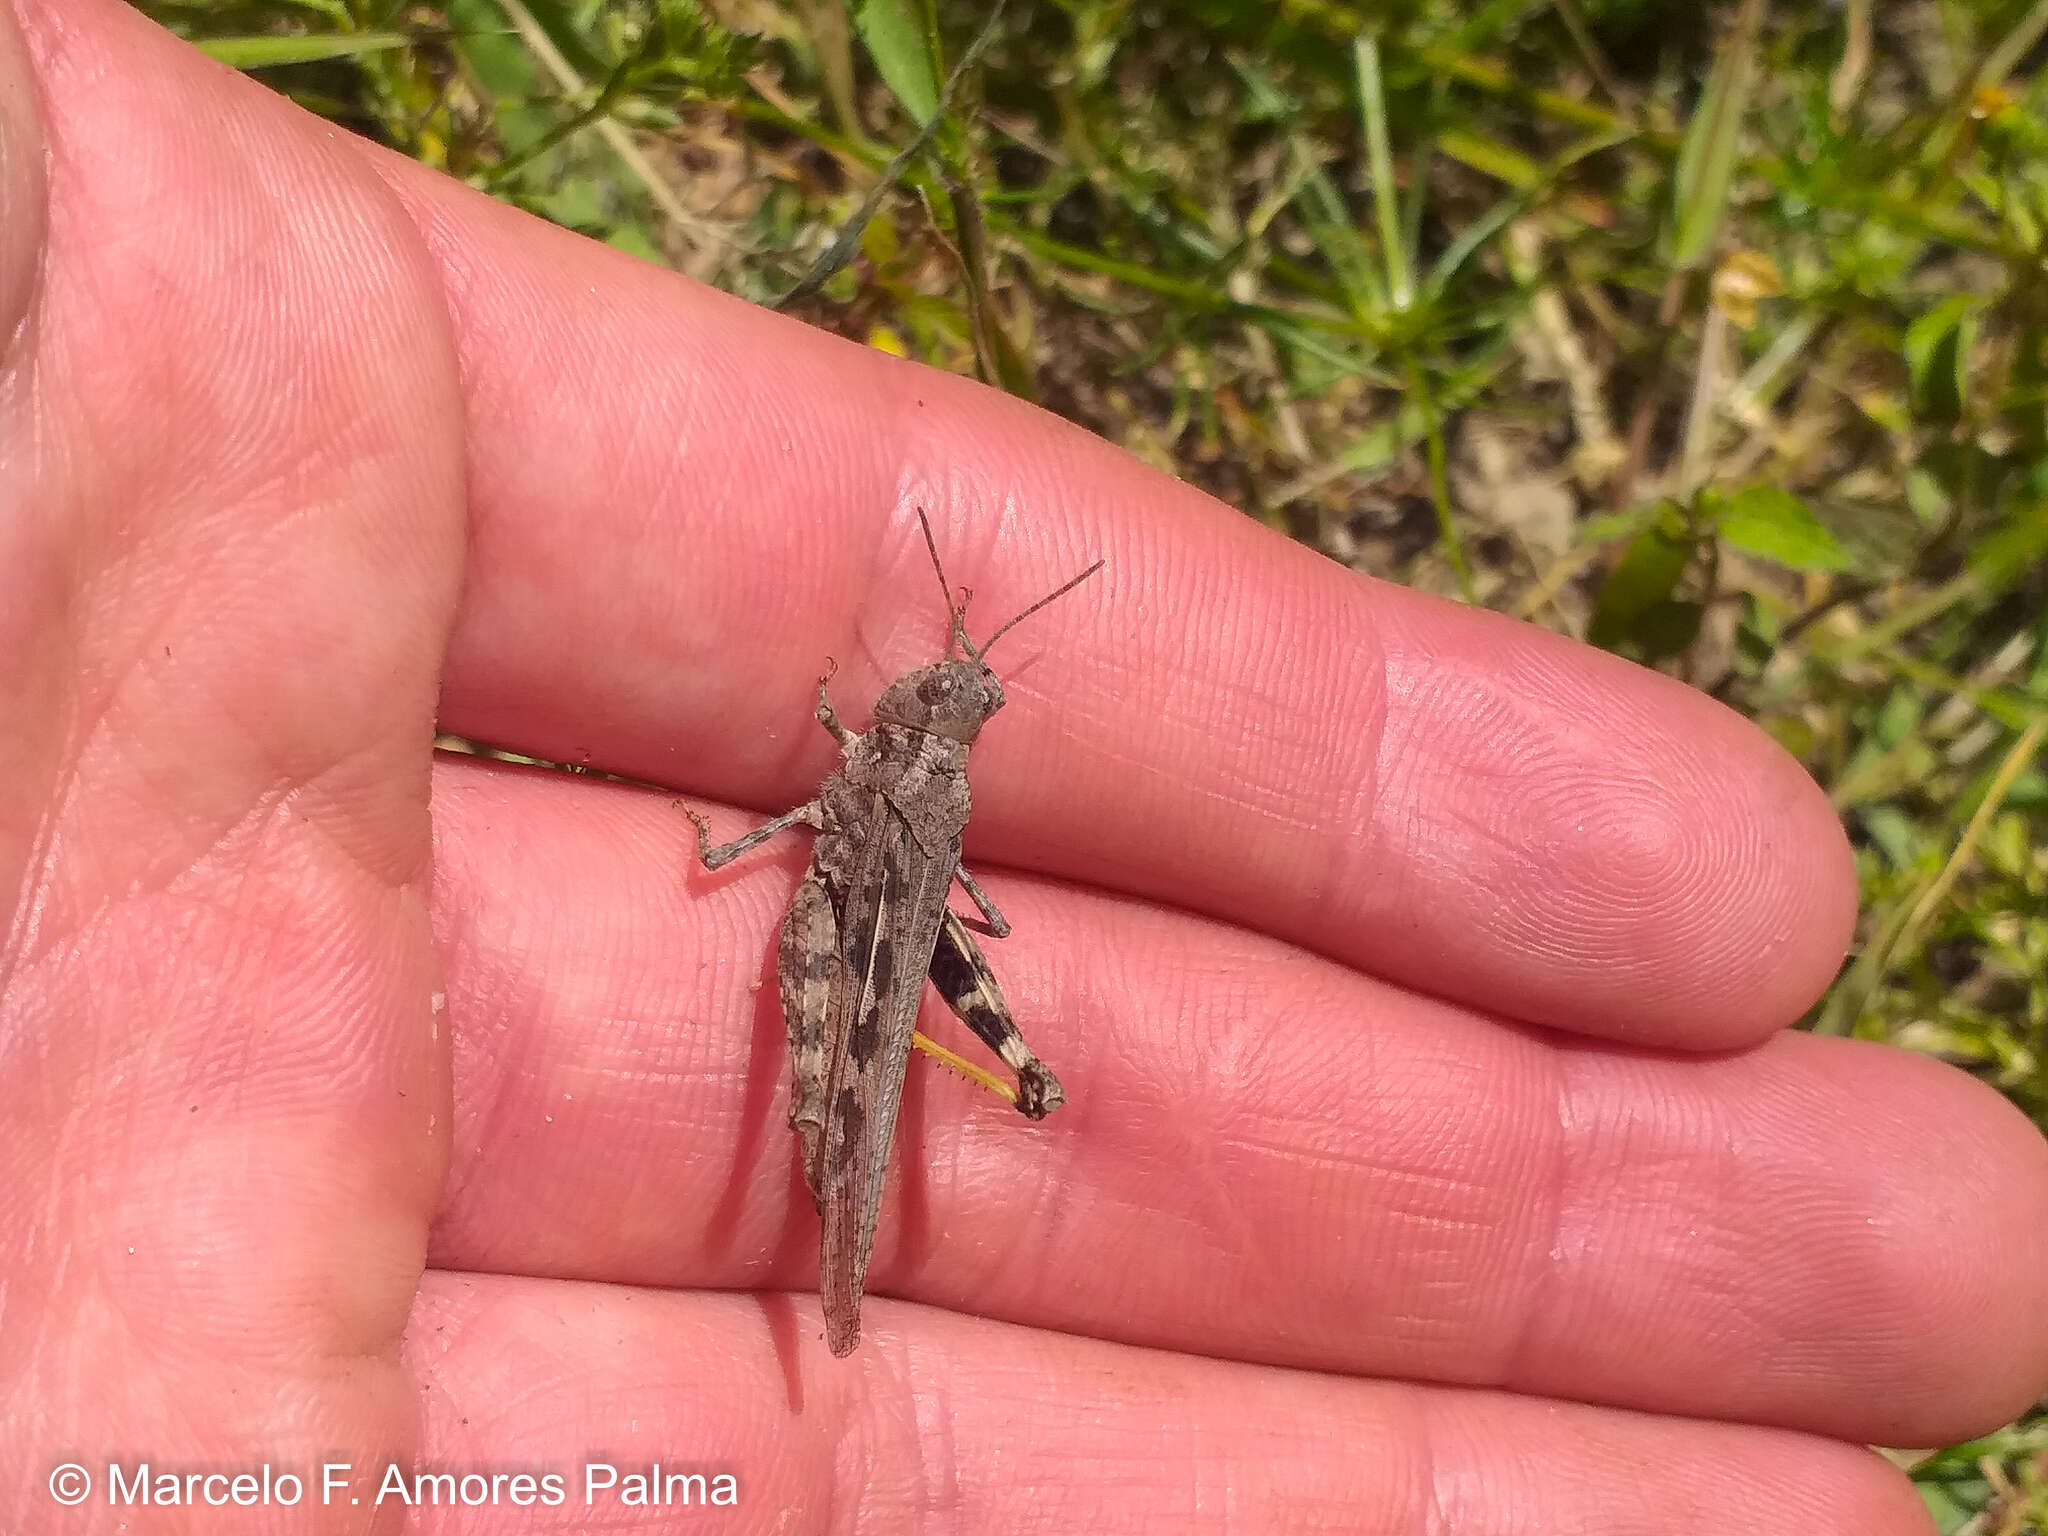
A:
[3,4,2044,1532]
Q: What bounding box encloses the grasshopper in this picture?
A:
[685,513,1102,1355]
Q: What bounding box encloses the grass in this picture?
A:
[135,0,2048,1526]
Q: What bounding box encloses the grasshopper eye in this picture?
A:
[917,674,954,705]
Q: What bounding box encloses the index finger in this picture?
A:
[387,164,1855,1049]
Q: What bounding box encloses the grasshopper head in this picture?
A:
[883,507,1103,745]
[872,658,1004,743]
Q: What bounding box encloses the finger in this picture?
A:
[371,150,1851,1049]
[401,1271,1932,1536]
[425,756,2048,1448]
[0,0,461,1516]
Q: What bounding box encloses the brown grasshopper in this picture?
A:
[685,513,1102,1355]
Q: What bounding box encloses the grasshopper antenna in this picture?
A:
[914,507,972,659]
[976,554,1105,658]
[916,507,1103,662]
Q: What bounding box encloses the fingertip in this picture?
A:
[1638,680,1859,1043]
[1710,1036,2048,1444]
[1855,1050,2048,1437]
[1369,601,1859,1045]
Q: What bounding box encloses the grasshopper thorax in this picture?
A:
[872,658,1004,744]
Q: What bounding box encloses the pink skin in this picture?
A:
[0,2,2043,1533]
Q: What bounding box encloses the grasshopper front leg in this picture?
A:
[814,663,853,747]
[684,800,822,870]
[926,908,1065,1119]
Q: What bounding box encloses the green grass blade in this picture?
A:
[198,31,409,69]
[1669,0,1763,268]
[1354,35,1411,311]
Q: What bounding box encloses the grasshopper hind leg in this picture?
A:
[777,873,840,1201]
[927,909,1065,1119]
